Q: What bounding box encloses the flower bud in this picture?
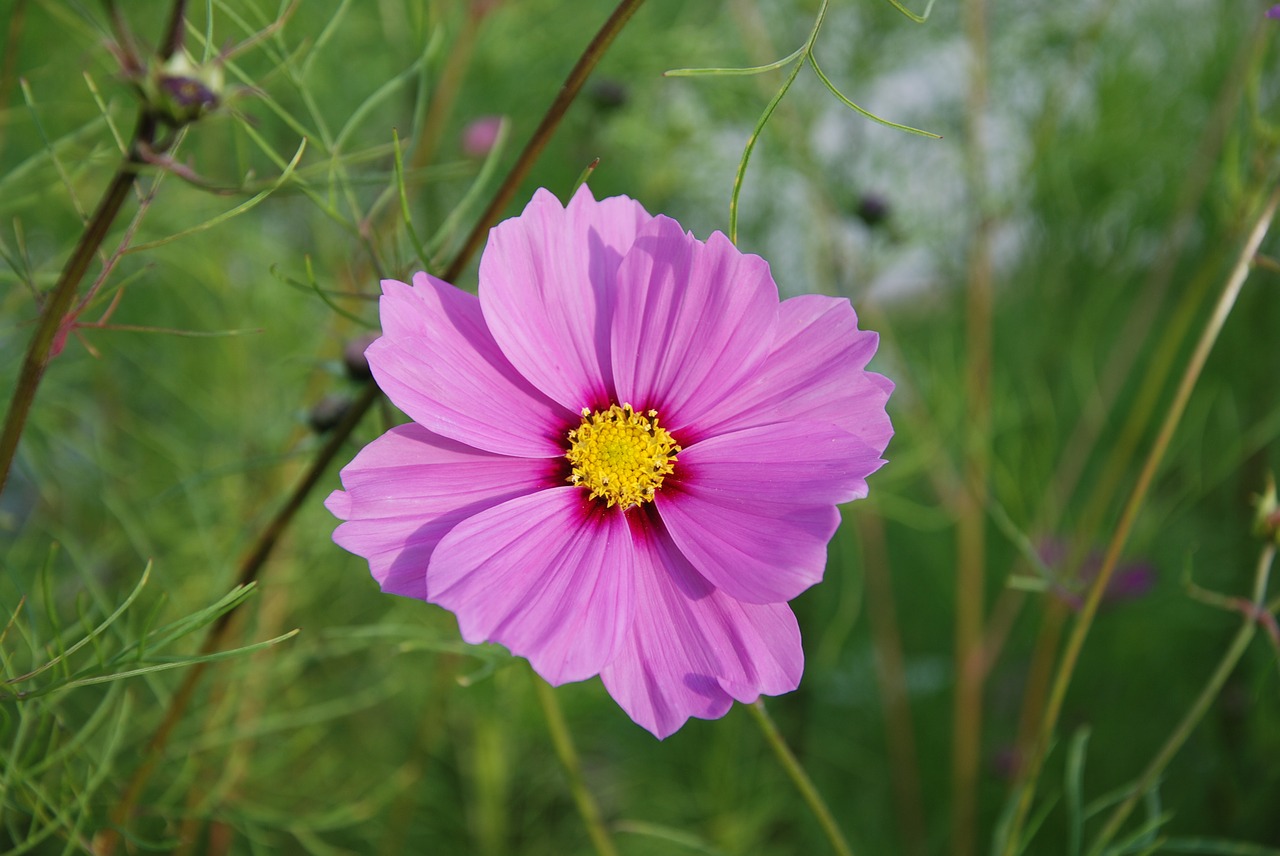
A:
[461,116,504,159]
[855,192,891,228]
[588,79,629,112]
[151,53,223,126]
[309,394,352,434]
[342,333,378,382]
[1253,474,1280,545]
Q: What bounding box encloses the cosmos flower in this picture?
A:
[326,185,893,738]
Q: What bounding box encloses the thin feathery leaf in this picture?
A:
[807,52,941,139]
[883,0,938,24]
[125,137,306,252]
[664,45,806,78]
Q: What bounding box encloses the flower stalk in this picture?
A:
[748,700,855,856]
[532,672,620,856]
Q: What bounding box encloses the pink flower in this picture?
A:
[326,186,893,737]
[461,115,504,159]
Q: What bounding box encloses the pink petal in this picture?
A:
[326,424,558,600]
[656,443,844,604]
[611,219,778,433]
[600,511,802,739]
[369,273,570,458]
[428,486,635,685]
[693,294,893,453]
[480,186,654,411]
[675,421,885,505]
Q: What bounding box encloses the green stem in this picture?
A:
[999,182,1280,855]
[954,0,991,849]
[1086,544,1275,855]
[531,673,620,856]
[747,700,855,856]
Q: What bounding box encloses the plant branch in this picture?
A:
[0,109,156,496]
[999,182,1280,854]
[1086,544,1275,855]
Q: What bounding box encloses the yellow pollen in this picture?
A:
[565,403,680,509]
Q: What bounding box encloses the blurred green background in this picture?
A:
[2,0,1279,853]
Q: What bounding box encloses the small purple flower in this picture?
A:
[326,186,893,737]
[1038,538,1156,611]
[461,115,504,159]
[1267,4,1280,18]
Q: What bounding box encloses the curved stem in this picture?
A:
[531,672,620,856]
[999,182,1280,854]
[1086,544,1275,855]
[748,700,855,856]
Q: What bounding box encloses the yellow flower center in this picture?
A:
[565,404,680,509]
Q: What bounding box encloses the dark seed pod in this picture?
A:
[309,394,352,433]
[342,333,379,382]
[588,79,629,112]
[855,192,891,228]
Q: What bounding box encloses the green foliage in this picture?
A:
[2,0,1280,854]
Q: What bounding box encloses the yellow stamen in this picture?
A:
[565,403,680,509]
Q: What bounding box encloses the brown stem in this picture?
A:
[0,110,157,496]
[442,0,648,284]
[158,0,189,59]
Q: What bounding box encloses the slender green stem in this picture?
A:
[1087,544,1275,855]
[999,183,1280,855]
[953,0,991,850]
[748,700,855,856]
[531,672,620,856]
[858,515,927,856]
